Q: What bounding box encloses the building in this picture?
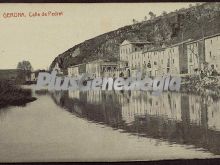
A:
[158,48,169,76]
[66,33,220,79]
[68,63,86,77]
[120,40,151,62]
[143,48,166,77]
[31,72,37,81]
[86,59,103,78]
[166,44,180,75]
[68,59,126,79]
[119,39,152,76]
[68,65,80,77]
[142,43,183,76]
[186,39,204,74]
[67,60,104,79]
[205,33,220,73]
[30,70,47,82]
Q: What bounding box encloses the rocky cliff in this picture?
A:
[50,3,220,73]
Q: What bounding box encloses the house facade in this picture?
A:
[166,45,180,75]
[66,33,220,80]
[142,49,160,77]
[119,39,185,77]
[68,65,79,77]
[185,39,205,74]
[205,34,220,72]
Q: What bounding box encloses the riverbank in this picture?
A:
[0,80,37,108]
[181,75,220,100]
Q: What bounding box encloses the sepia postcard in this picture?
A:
[0,2,220,163]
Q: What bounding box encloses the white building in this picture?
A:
[142,48,166,77]
[119,39,152,76]
[205,33,220,73]
[86,60,101,78]
[31,72,37,81]
[68,65,79,77]
[166,45,180,75]
[186,41,200,74]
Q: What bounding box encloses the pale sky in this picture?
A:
[0,3,195,70]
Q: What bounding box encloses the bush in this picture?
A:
[0,80,36,108]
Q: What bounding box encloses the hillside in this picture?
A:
[50,2,220,73]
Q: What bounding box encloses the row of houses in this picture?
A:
[120,33,220,77]
[66,33,220,78]
[67,59,128,78]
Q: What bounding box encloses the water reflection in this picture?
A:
[50,90,220,155]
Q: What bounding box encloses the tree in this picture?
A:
[15,61,33,84]
[149,11,156,20]
[144,16,148,21]
[17,60,33,71]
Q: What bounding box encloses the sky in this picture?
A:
[0,3,196,70]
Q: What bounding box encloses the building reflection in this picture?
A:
[50,90,220,155]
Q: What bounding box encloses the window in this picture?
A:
[210,51,212,57]
[147,61,151,68]
[161,60,163,64]
[173,59,175,64]
[135,48,137,51]
[189,54,192,62]
[211,40,212,44]
[154,61,157,65]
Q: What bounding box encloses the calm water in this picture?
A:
[0,85,220,162]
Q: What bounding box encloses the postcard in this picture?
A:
[0,2,220,162]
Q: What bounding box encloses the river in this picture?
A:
[0,85,219,162]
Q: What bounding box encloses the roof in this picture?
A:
[68,63,86,68]
[143,47,166,53]
[204,33,220,40]
[120,39,152,46]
